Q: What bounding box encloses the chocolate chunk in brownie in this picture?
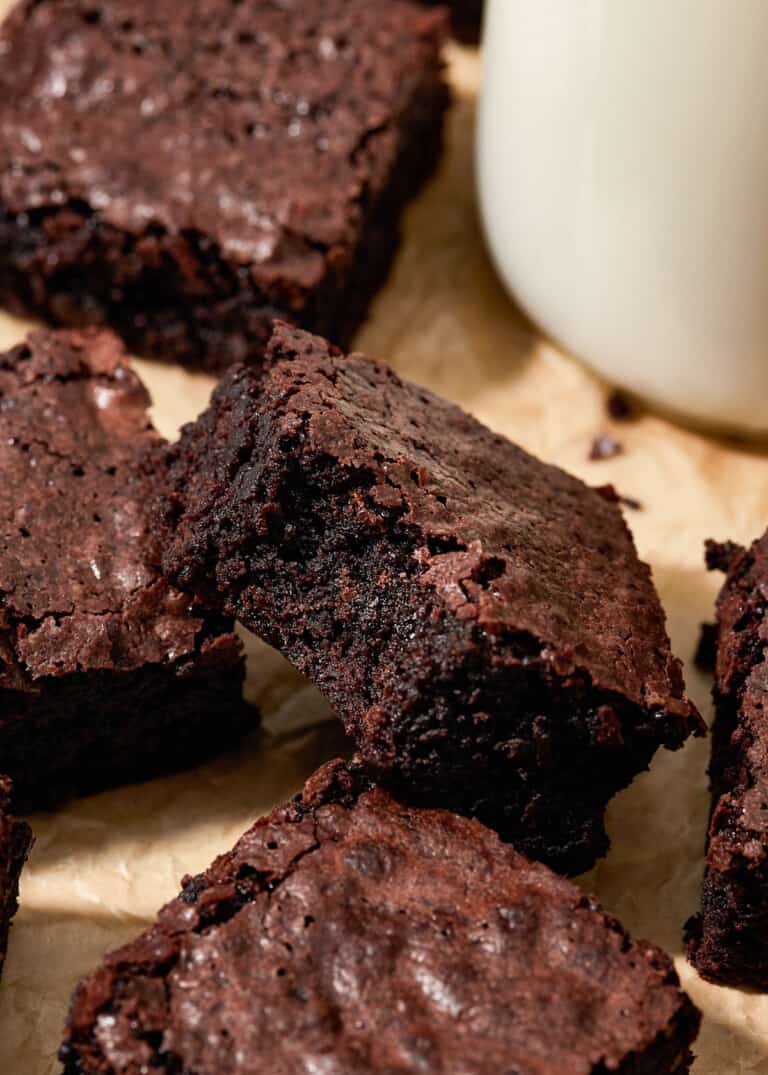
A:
[0,0,449,371]
[0,776,31,981]
[687,530,768,988]
[156,322,703,875]
[0,329,255,811]
[60,759,701,1075]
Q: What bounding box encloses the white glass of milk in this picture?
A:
[478,0,768,434]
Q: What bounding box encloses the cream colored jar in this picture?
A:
[478,0,768,434]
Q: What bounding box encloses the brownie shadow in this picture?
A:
[24,636,350,871]
[583,563,717,954]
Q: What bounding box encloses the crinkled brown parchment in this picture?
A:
[1,41,767,1075]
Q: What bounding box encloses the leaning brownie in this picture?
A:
[0,777,31,981]
[60,759,701,1075]
[0,329,254,811]
[687,534,768,988]
[157,323,703,875]
[0,0,448,372]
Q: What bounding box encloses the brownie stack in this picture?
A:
[687,533,768,988]
[0,777,31,982]
[0,0,449,370]
[0,329,255,810]
[61,760,701,1075]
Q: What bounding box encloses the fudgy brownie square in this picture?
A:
[156,323,703,875]
[0,776,31,982]
[0,0,449,371]
[60,759,701,1075]
[686,534,768,989]
[0,329,255,811]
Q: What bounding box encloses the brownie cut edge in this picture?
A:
[0,0,449,370]
[156,322,703,875]
[0,776,32,981]
[686,534,768,989]
[0,328,256,810]
[60,759,701,1075]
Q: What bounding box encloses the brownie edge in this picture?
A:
[156,322,702,875]
[60,760,700,1075]
[0,0,449,370]
[0,776,32,981]
[687,534,768,988]
[0,329,256,809]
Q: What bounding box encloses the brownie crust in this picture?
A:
[687,535,768,989]
[157,323,702,874]
[423,0,484,43]
[0,776,32,981]
[0,0,448,370]
[60,759,700,1075]
[0,329,254,810]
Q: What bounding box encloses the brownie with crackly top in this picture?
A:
[0,329,254,810]
[60,759,701,1075]
[0,0,448,370]
[155,322,703,875]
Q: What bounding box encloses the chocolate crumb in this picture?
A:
[589,434,623,461]
[704,540,744,574]
[694,623,718,673]
[607,391,633,421]
[618,495,643,511]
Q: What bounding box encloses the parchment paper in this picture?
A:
[0,41,767,1075]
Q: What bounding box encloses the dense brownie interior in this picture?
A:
[156,323,702,874]
[0,776,32,980]
[687,536,768,988]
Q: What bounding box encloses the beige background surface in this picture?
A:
[1,41,767,1074]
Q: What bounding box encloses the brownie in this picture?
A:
[60,759,700,1075]
[686,533,768,988]
[0,0,449,372]
[156,323,703,875]
[422,0,483,43]
[0,776,31,982]
[0,329,254,811]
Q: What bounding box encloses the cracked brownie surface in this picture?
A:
[0,329,254,809]
[156,323,703,874]
[687,534,768,988]
[60,759,700,1075]
[0,0,448,369]
[0,775,31,981]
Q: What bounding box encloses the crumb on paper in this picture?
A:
[704,539,743,574]
[606,390,633,421]
[615,494,641,511]
[589,433,623,461]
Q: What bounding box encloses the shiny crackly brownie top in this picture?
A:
[0,0,446,286]
[0,329,232,688]
[61,760,698,1075]
[160,321,700,738]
